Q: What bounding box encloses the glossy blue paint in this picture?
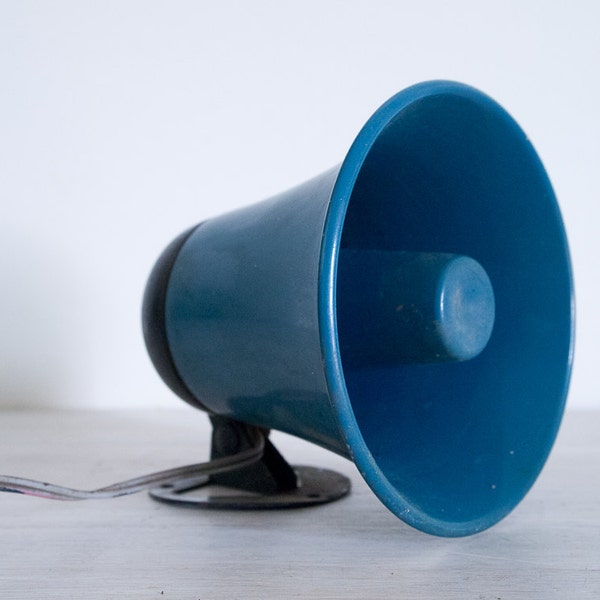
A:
[146,81,574,536]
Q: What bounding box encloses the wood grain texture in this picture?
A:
[0,408,598,599]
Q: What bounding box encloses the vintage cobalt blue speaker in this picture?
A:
[143,81,574,537]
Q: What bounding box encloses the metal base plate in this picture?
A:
[148,465,351,510]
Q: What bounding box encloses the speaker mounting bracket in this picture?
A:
[148,416,351,509]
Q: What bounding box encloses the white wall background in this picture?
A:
[0,1,598,410]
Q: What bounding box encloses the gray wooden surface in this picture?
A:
[0,408,598,599]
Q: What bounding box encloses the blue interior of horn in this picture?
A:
[323,81,574,536]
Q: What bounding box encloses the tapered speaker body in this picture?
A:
[143,81,574,536]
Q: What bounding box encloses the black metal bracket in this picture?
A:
[148,416,351,509]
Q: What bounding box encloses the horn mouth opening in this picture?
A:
[320,80,574,536]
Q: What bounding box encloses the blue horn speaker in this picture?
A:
[143,81,574,537]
